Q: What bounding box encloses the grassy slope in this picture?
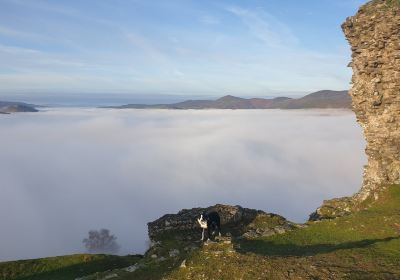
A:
[127,185,400,280]
[0,254,141,280]
[2,185,400,279]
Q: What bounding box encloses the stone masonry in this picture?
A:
[311,0,400,220]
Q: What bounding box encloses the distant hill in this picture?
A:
[280,90,351,109]
[106,90,350,110]
[0,101,38,113]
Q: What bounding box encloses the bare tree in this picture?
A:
[83,229,120,254]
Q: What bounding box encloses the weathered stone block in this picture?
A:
[310,0,400,220]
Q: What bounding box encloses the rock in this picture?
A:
[273,226,287,234]
[215,235,232,244]
[169,249,180,257]
[345,0,400,192]
[103,274,118,279]
[148,204,296,242]
[151,254,157,259]
[150,240,161,247]
[180,259,187,268]
[311,0,400,220]
[184,245,198,252]
[124,264,140,272]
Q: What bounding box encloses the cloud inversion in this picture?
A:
[0,108,366,261]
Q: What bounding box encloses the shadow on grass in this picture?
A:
[235,236,400,257]
[1,255,142,280]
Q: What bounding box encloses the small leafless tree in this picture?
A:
[83,229,120,254]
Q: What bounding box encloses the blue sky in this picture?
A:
[0,0,367,98]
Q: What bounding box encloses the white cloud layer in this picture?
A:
[0,109,366,261]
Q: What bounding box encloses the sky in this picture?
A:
[0,0,368,99]
[0,108,366,261]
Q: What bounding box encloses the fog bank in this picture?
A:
[0,108,366,261]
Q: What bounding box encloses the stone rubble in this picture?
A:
[148,204,296,241]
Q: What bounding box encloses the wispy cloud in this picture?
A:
[125,32,171,65]
[0,0,354,95]
[225,6,298,48]
[199,15,220,25]
[125,32,186,78]
[0,44,89,70]
[2,0,81,18]
[0,44,41,55]
[0,25,48,41]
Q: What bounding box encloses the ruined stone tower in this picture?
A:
[311,0,400,220]
[343,0,400,197]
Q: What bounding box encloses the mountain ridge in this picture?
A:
[105,90,350,110]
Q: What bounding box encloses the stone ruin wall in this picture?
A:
[309,0,399,220]
[147,204,295,241]
[343,0,400,201]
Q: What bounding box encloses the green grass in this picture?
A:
[3,185,400,279]
[240,185,400,258]
[245,213,288,229]
[163,184,400,279]
[0,254,142,280]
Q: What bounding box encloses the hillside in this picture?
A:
[2,185,398,280]
[0,0,399,279]
[0,254,142,280]
[107,90,350,110]
[98,185,400,279]
[0,101,38,113]
[281,90,351,109]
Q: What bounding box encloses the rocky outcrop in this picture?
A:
[145,204,297,264]
[311,0,400,220]
[343,0,400,196]
[148,204,296,241]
